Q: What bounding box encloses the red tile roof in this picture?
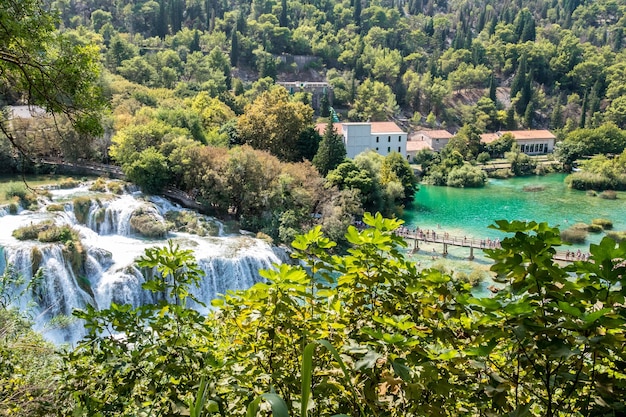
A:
[507,130,556,140]
[480,133,500,143]
[481,130,556,143]
[415,129,453,139]
[369,121,404,133]
[315,121,405,135]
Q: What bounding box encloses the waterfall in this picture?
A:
[0,183,286,345]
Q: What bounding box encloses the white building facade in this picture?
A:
[339,122,408,159]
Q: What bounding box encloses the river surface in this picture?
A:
[401,174,626,272]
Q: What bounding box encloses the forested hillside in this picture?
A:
[41,0,626,131]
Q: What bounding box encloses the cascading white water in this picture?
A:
[0,183,286,345]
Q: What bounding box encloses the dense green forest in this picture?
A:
[4,0,626,237]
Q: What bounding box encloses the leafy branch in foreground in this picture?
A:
[57,215,626,416]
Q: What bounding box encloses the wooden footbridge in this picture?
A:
[396,228,589,263]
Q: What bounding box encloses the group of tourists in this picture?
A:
[564,249,590,261]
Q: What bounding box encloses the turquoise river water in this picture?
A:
[401,173,626,270]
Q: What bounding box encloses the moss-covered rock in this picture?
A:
[46,204,65,212]
[73,197,93,224]
[592,218,613,230]
[561,227,588,244]
[130,208,168,238]
[63,239,86,281]
[164,210,219,237]
[89,178,107,192]
[31,246,43,277]
[13,220,55,241]
[107,181,125,195]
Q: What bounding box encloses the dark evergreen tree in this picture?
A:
[230,30,239,67]
[424,17,434,36]
[515,69,533,115]
[320,92,330,117]
[477,7,486,32]
[521,17,536,42]
[488,73,497,103]
[313,120,346,175]
[506,107,516,129]
[550,100,564,129]
[279,0,288,27]
[354,0,362,32]
[614,28,624,52]
[579,91,588,128]
[524,98,535,128]
[293,127,321,162]
[190,29,201,52]
[510,55,527,99]
[156,0,168,38]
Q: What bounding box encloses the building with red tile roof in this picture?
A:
[315,121,408,159]
[480,130,556,154]
[413,130,454,152]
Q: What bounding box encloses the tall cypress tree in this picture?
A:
[279,0,288,27]
[156,0,168,38]
[313,120,346,176]
[230,30,239,66]
[510,55,527,99]
[550,100,564,129]
[579,91,588,128]
[353,0,361,32]
[488,73,497,103]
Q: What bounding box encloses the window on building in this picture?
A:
[376,136,379,142]
[398,147,401,152]
[398,136,402,142]
[376,147,379,151]
[388,136,391,142]
[387,146,391,152]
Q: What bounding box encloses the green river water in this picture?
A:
[401,173,626,274]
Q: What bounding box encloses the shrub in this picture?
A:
[59,178,80,189]
[446,164,487,188]
[560,227,588,244]
[38,225,74,242]
[8,202,18,214]
[89,178,107,192]
[5,183,38,208]
[5,183,28,202]
[107,181,125,195]
[488,168,512,179]
[476,152,490,163]
[599,190,617,199]
[592,218,613,230]
[586,190,598,197]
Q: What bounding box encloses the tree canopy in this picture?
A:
[0,0,105,155]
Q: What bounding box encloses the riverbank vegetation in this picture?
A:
[3,216,626,416]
